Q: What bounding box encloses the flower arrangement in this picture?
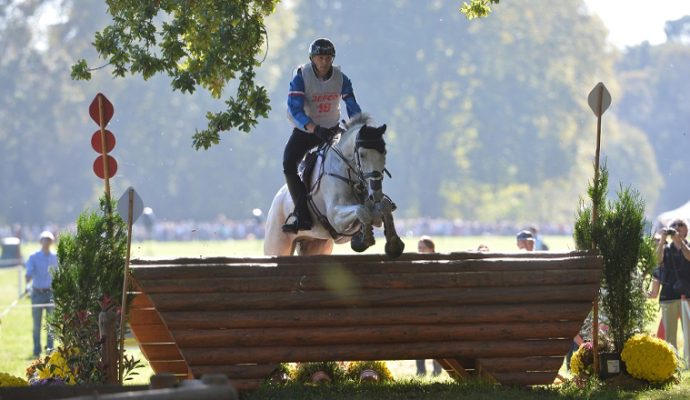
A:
[293,361,346,384]
[0,372,28,387]
[621,333,679,383]
[26,347,79,385]
[570,342,594,378]
[345,361,394,382]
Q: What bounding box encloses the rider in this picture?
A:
[282,38,362,233]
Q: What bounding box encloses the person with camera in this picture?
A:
[656,219,690,353]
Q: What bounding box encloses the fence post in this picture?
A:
[98,310,119,384]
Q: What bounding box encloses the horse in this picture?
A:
[264,114,405,257]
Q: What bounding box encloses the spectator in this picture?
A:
[657,219,690,357]
[516,230,535,251]
[416,236,443,377]
[529,226,549,251]
[25,231,57,357]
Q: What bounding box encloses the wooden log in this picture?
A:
[490,371,558,386]
[131,257,602,280]
[181,339,572,365]
[148,283,599,311]
[131,250,596,266]
[171,321,583,347]
[131,324,176,344]
[148,361,190,375]
[160,302,591,329]
[140,344,185,361]
[190,364,279,379]
[476,356,564,373]
[138,269,601,294]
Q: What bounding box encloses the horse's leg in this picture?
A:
[378,198,405,258]
[297,239,334,256]
[330,204,376,251]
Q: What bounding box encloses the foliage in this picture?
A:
[574,165,651,353]
[0,371,28,387]
[621,333,679,383]
[72,0,277,150]
[460,0,500,19]
[48,197,141,383]
[293,362,346,384]
[345,361,394,382]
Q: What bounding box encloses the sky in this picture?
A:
[584,0,690,48]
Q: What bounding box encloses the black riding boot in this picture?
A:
[282,174,313,233]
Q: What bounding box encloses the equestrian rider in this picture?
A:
[282,38,362,233]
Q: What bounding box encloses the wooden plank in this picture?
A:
[477,356,565,373]
[181,339,573,365]
[130,293,155,309]
[171,321,583,347]
[437,359,472,379]
[190,364,279,379]
[140,344,185,361]
[148,361,190,375]
[491,371,559,386]
[131,257,602,280]
[131,324,175,344]
[148,282,599,311]
[138,270,601,294]
[129,309,165,326]
[160,303,593,329]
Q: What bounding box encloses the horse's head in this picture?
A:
[354,124,387,203]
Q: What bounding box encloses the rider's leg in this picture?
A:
[282,128,322,232]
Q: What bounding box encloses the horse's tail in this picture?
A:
[263,185,294,256]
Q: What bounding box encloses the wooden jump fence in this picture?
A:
[128,251,602,390]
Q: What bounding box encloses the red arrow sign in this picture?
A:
[93,155,118,179]
[89,93,114,127]
[91,130,116,153]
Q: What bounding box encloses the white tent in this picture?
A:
[655,201,690,230]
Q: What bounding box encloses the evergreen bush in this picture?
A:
[47,197,140,383]
[574,166,656,353]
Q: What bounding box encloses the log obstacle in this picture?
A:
[128,251,601,390]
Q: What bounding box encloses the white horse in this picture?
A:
[264,115,405,257]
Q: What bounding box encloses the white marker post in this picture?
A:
[116,187,143,383]
[587,82,611,377]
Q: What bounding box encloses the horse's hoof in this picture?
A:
[385,236,405,258]
[351,235,368,252]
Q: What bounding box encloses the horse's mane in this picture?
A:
[339,113,374,147]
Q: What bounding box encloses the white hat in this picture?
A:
[39,231,55,241]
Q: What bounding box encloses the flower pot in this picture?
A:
[599,352,626,379]
[359,369,379,382]
[310,370,331,384]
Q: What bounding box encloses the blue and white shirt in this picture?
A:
[25,250,58,290]
[287,63,361,130]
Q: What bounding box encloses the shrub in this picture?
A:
[0,372,28,387]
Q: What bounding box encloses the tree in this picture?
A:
[72,0,278,150]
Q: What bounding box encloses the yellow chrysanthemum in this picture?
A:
[621,333,678,382]
[0,372,28,387]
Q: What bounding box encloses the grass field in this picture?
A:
[2,236,689,398]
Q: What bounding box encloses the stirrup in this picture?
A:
[282,213,312,233]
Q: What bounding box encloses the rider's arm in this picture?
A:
[341,73,362,118]
[287,68,314,131]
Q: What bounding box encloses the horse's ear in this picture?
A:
[377,124,387,134]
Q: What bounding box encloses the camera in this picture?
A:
[663,227,677,236]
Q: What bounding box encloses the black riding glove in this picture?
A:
[314,126,334,141]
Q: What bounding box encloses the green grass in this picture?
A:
[2,236,688,398]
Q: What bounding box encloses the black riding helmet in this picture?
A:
[309,38,336,58]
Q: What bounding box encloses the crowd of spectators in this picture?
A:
[1,217,573,242]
